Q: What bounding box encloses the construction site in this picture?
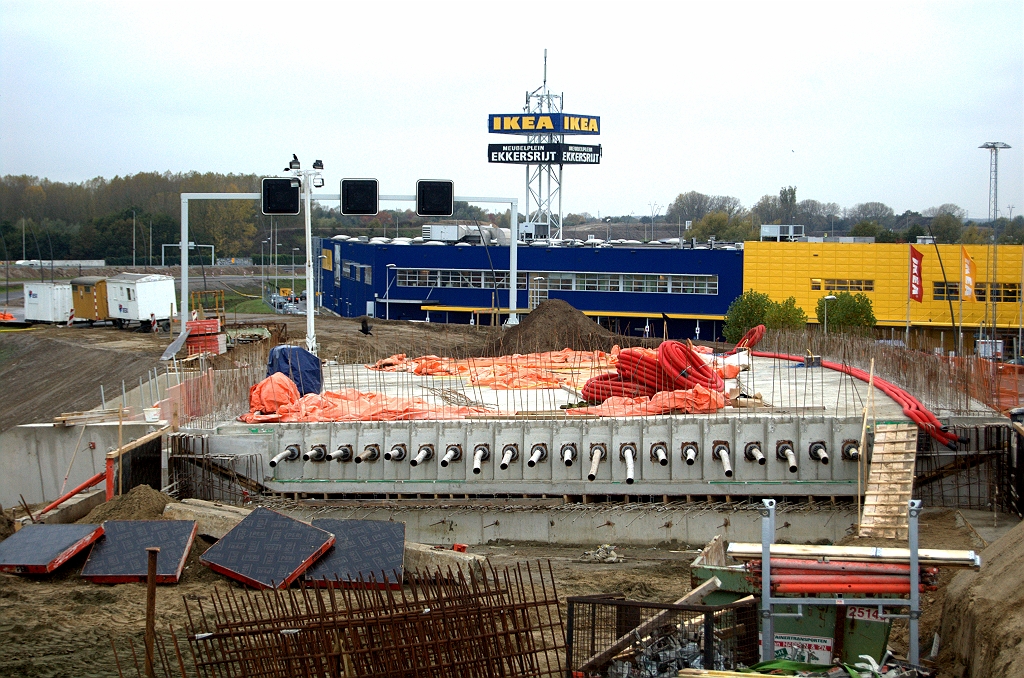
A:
[1,289,1023,678]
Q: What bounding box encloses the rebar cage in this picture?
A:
[914,424,1019,514]
[113,562,565,678]
[565,595,759,677]
[167,432,264,504]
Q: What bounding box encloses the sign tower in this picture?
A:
[488,51,601,241]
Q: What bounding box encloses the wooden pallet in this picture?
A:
[859,423,918,540]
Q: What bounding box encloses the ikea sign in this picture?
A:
[488,113,600,135]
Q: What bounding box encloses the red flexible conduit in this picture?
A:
[751,351,959,449]
[657,341,724,392]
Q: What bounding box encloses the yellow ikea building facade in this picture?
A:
[744,242,1024,353]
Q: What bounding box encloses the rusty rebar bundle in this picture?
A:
[114,561,565,678]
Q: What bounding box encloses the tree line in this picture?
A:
[587,187,1024,245]
[2,174,1021,264]
[0,173,509,264]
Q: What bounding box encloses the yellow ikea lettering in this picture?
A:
[537,116,553,130]
[589,118,599,132]
[522,116,535,130]
[503,116,520,130]
[493,118,501,131]
[569,117,580,131]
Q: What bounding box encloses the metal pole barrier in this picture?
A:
[703,609,715,669]
[908,499,922,665]
[145,546,160,678]
[760,498,776,662]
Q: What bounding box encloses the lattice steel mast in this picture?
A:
[524,50,563,240]
[980,142,1010,221]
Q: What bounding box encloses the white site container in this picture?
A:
[23,282,73,323]
[106,273,178,325]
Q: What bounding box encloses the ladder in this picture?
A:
[859,422,918,540]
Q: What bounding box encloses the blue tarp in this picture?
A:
[266,345,322,396]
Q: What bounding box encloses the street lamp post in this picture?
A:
[823,295,837,335]
[291,247,299,302]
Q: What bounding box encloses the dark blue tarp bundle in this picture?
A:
[266,345,322,396]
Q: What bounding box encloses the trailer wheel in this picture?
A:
[160,320,171,332]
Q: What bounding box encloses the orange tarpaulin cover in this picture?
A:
[366,348,617,390]
[565,384,726,417]
[248,372,301,414]
[240,376,491,423]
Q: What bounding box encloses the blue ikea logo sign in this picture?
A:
[488,113,600,135]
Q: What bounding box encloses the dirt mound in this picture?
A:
[0,330,164,432]
[78,484,175,523]
[487,299,618,355]
[939,519,1024,678]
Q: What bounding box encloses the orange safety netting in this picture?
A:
[566,384,727,417]
[240,378,491,423]
[366,347,618,390]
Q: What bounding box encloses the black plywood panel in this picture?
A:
[199,507,335,589]
[0,524,104,574]
[304,519,405,586]
[81,520,197,584]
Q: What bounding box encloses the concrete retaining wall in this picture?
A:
[275,503,857,547]
[0,422,160,508]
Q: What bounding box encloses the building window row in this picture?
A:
[932,282,1021,303]
[810,278,875,292]
[396,269,718,295]
[977,282,1021,303]
[396,269,528,290]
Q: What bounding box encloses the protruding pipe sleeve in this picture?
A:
[384,444,406,462]
[527,443,547,468]
[714,444,733,478]
[355,444,379,464]
[498,444,518,470]
[472,445,489,474]
[303,444,327,462]
[561,443,577,467]
[809,442,829,465]
[651,444,668,467]
[440,444,462,468]
[746,444,766,465]
[410,445,433,467]
[624,452,635,485]
[780,446,798,473]
[682,444,698,466]
[587,453,602,481]
[329,445,353,462]
[269,444,301,468]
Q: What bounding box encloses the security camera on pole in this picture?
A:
[262,154,324,354]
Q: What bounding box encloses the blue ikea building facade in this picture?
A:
[315,237,744,341]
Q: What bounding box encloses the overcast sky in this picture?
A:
[1,1,1022,221]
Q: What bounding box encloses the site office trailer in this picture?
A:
[23,282,73,323]
[70,276,109,323]
[106,273,178,324]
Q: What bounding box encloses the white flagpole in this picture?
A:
[959,247,964,356]
[905,244,912,347]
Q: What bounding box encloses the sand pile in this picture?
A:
[939,519,1024,678]
[487,299,618,355]
[77,484,176,523]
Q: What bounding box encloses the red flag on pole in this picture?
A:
[909,246,924,302]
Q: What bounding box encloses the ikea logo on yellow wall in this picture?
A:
[488,113,600,135]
